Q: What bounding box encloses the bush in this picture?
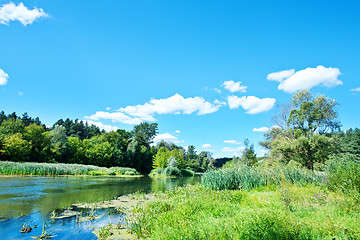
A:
[287,160,302,168]
[325,153,360,195]
[164,167,181,177]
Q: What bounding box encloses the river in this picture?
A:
[0,176,199,239]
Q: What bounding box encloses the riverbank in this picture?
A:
[128,184,360,239]
[0,161,141,176]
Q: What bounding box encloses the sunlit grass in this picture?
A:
[130,184,360,239]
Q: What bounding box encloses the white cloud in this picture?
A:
[202,143,212,148]
[267,69,295,82]
[153,133,183,144]
[119,93,221,121]
[213,99,227,106]
[227,96,276,114]
[350,87,360,92]
[214,88,221,93]
[221,146,245,153]
[253,127,269,132]
[222,80,247,93]
[18,91,23,96]
[85,111,142,125]
[0,2,48,26]
[175,130,181,133]
[84,120,119,132]
[0,68,9,85]
[268,66,342,93]
[106,107,111,111]
[223,140,241,144]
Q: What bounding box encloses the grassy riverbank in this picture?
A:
[0,161,141,176]
[127,162,360,239]
[129,184,360,239]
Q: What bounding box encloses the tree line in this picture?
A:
[0,111,214,173]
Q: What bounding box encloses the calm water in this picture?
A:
[0,176,199,239]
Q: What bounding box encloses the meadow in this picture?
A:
[128,158,360,240]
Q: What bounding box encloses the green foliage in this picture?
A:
[1,133,30,162]
[288,90,340,134]
[240,138,257,166]
[325,153,360,196]
[164,167,181,176]
[201,165,325,190]
[133,122,158,146]
[180,169,195,177]
[153,147,171,169]
[340,128,360,158]
[167,156,177,168]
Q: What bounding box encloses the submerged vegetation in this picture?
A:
[0,161,140,176]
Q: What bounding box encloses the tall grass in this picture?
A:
[0,161,140,176]
[201,165,325,190]
[130,184,360,239]
[325,153,360,196]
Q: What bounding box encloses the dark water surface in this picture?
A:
[0,176,199,239]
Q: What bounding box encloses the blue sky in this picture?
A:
[1,0,360,158]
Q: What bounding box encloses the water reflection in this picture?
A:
[0,176,199,219]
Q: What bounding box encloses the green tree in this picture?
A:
[133,122,158,147]
[241,139,257,166]
[263,90,340,170]
[153,147,171,169]
[1,133,30,162]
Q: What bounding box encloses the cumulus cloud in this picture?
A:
[268,66,342,93]
[202,144,212,148]
[84,120,119,132]
[253,127,270,132]
[119,93,221,121]
[153,133,183,144]
[223,140,241,144]
[222,80,247,93]
[0,68,9,85]
[85,111,142,125]
[0,2,48,26]
[227,96,276,114]
[175,130,181,133]
[267,69,295,82]
[350,87,360,92]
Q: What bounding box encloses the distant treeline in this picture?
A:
[0,111,217,173]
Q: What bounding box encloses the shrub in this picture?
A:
[325,153,360,195]
[164,167,181,177]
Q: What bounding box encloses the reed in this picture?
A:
[0,161,140,176]
[201,165,325,190]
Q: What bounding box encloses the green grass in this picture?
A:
[201,165,325,190]
[130,184,360,240]
[0,161,140,176]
